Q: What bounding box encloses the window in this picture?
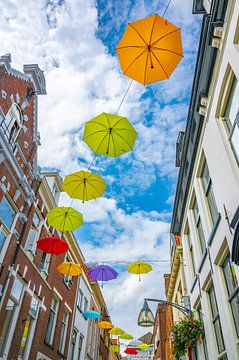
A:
[222,256,239,337]
[201,160,218,225]
[18,297,39,359]
[208,284,225,354]
[4,103,22,144]
[186,229,196,278]
[78,334,84,360]
[224,75,239,162]
[192,198,206,255]
[0,278,23,356]
[63,256,73,288]
[83,297,88,313]
[197,305,209,360]
[58,309,69,355]
[45,297,60,346]
[0,196,16,229]
[0,228,7,252]
[39,252,51,274]
[69,329,78,360]
[25,212,40,254]
[77,289,83,311]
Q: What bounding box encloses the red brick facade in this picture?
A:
[0,57,78,360]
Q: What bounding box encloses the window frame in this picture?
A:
[58,309,69,355]
[192,197,206,255]
[25,211,41,256]
[0,195,17,230]
[78,334,84,360]
[208,284,225,354]
[45,296,60,346]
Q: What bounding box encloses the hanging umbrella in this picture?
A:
[97,321,114,329]
[124,347,138,355]
[83,113,137,157]
[36,237,68,255]
[56,262,82,276]
[116,13,183,85]
[127,261,152,281]
[62,170,107,203]
[109,327,125,336]
[82,310,101,319]
[88,265,118,284]
[119,333,134,340]
[109,345,120,352]
[137,343,150,350]
[128,340,143,347]
[47,207,83,232]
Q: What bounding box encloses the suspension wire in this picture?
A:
[162,0,172,17]
[115,79,134,115]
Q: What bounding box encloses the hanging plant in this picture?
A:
[170,314,204,359]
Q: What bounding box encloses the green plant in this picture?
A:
[170,314,204,359]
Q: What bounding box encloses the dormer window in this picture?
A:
[4,103,23,143]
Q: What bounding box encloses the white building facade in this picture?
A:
[170,0,239,359]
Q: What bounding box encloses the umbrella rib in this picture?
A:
[84,129,108,140]
[111,127,137,134]
[151,50,169,79]
[149,14,157,45]
[105,113,111,128]
[93,132,109,154]
[143,51,149,86]
[123,48,147,75]
[111,134,117,157]
[113,132,134,151]
[151,28,180,47]
[87,120,108,129]
[152,46,183,57]
[129,23,148,46]
[87,181,104,198]
[116,45,146,50]
[112,117,124,129]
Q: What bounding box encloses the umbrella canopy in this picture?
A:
[124,348,138,355]
[119,333,134,340]
[88,265,118,282]
[127,261,152,281]
[128,340,143,347]
[82,310,101,319]
[47,207,83,232]
[97,321,114,329]
[56,262,82,276]
[137,343,150,350]
[62,170,107,202]
[116,13,183,85]
[109,345,120,352]
[36,237,68,255]
[109,327,125,336]
[83,113,137,157]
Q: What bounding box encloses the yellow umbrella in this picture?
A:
[109,327,125,336]
[137,343,150,350]
[56,262,82,276]
[62,170,106,202]
[116,14,183,85]
[109,345,120,352]
[46,206,83,232]
[97,321,114,329]
[83,113,137,157]
[127,261,152,281]
[119,333,134,340]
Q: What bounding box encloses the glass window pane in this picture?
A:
[223,257,237,295]
[214,318,225,353]
[59,323,66,354]
[33,213,40,226]
[231,124,239,161]
[0,230,7,252]
[209,286,218,318]
[207,186,218,224]
[0,197,16,229]
[230,294,239,337]
[45,310,55,344]
[25,227,38,251]
[228,79,239,122]
[29,297,38,318]
[0,299,16,355]
[198,220,206,253]
[11,278,23,302]
[202,162,210,191]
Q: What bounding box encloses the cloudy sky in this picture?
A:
[0,0,202,340]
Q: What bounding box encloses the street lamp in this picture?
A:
[138,298,192,327]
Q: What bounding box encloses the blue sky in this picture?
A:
[0,0,201,338]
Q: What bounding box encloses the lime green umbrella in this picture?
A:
[63,170,106,202]
[83,113,137,157]
[109,327,125,336]
[119,333,134,340]
[47,207,83,232]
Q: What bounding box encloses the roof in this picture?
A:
[138,332,153,345]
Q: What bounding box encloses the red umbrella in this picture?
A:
[124,348,138,355]
[37,237,68,255]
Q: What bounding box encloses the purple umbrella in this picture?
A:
[88,265,118,287]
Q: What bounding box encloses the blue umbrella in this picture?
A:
[82,310,101,319]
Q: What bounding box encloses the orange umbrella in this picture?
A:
[116,13,183,85]
[56,262,82,276]
[97,321,114,329]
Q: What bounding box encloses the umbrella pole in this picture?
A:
[115,79,133,115]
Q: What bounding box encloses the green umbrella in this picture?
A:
[83,112,137,157]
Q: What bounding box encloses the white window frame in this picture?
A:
[58,308,69,355]
[45,295,60,346]
[25,212,42,257]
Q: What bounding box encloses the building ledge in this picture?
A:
[167,246,182,301]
